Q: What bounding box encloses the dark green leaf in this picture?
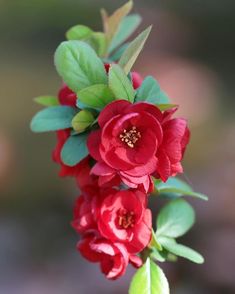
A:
[156,199,195,238]
[54,40,107,93]
[61,133,88,166]
[119,26,152,74]
[71,110,95,132]
[129,258,169,294]
[66,25,93,41]
[34,96,59,107]
[135,76,170,104]
[109,64,135,102]
[159,237,204,264]
[156,177,208,201]
[30,106,77,133]
[78,84,115,109]
[108,14,142,53]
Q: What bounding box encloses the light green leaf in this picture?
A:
[129,258,169,294]
[30,106,76,133]
[54,40,107,93]
[34,96,59,107]
[86,32,108,57]
[150,229,162,251]
[66,25,93,41]
[78,84,115,109]
[156,199,195,238]
[109,14,142,53]
[136,76,170,104]
[159,237,204,264]
[155,177,208,201]
[61,133,88,166]
[103,1,133,44]
[119,26,152,74]
[150,248,166,263]
[71,110,95,132]
[109,64,135,102]
[157,104,178,111]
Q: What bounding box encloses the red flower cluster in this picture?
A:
[51,66,190,279]
[71,172,151,279]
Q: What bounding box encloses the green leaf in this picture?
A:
[102,1,133,44]
[150,248,166,263]
[129,258,169,294]
[109,64,135,102]
[150,229,162,251]
[109,43,129,61]
[157,104,178,111]
[136,76,170,104]
[119,26,152,74]
[30,106,77,133]
[71,110,95,132]
[61,133,88,166]
[159,237,204,264]
[156,199,195,238]
[66,25,93,41]
[54,40,107,93]
[109,14,142,53]
[34,96,59,107]
[155,177,208,201]
[78,84,115,109]
[86,32,108,57]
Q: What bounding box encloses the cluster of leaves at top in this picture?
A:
[30,1,208,293]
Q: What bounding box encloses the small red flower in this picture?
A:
[131,72,143,89]
[97,189,152,254]
[156,108,190,181]
[78,233,142,279]
[58,84,77,107]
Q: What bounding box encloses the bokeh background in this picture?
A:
[0,0,235,293]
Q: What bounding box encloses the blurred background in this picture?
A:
[0,0,234,293]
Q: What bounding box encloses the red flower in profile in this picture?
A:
[156,108,190,181]
[71,195,97,234]
[78,233,142,280]
[97,189,152,254]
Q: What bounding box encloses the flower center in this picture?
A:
[119,126,141,148]
[118,209,135,229]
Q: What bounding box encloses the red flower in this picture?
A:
[88,100,190,187]
[78,233,142,279]
[58,84,77,107]
[97,189,152,254]
[87,100,162,191]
